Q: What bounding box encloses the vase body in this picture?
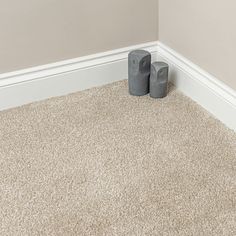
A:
[150,62,169,98]
[128,50,151,96]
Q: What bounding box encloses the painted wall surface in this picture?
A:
[159,0,236,90]
[0,0,158,73]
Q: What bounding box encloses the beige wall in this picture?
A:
[0,0,158,73]
[159,0,236,90]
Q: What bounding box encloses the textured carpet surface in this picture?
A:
[0,80,236,235]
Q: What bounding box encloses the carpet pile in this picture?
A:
[0,80,236,235]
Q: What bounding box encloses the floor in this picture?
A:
[0,80,236,235]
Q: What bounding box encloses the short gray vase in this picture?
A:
[128,50,151,96]
[150,62,169,98]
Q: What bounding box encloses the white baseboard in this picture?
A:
[0,41,235,132]
[157,42,236,132]
[0,41,158,111]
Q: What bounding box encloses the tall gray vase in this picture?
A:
[150,62,169,98]
[128,50,151,96]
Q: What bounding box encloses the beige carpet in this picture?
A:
[0,80,236,235]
